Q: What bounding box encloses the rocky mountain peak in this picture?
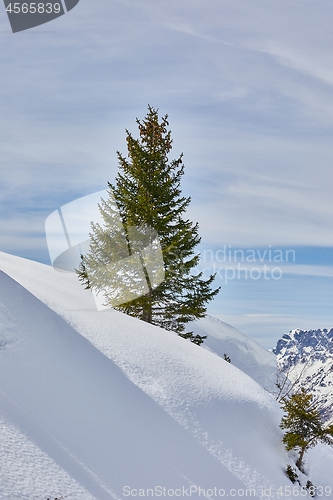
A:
[274,328,333,423]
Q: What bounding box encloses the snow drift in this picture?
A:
[0,251,332,499]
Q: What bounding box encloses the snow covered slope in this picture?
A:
[0,270,239,499]
[189,315,277,391]
[0,251,332,499]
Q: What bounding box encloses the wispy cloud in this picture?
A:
[2,0,333,345]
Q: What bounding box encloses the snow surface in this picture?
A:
[0,251,332,499]
[189,315,277,392]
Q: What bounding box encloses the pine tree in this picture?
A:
[78,106,220,339]
[77,254,91,290]
[280,388,333,471]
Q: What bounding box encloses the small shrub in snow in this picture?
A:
[285,464,318,496]
[285,464,299,484]
[306,480,316,497]
[178,332,207,346]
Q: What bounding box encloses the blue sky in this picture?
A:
[1,0,333,348]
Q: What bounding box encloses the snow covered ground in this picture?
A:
[189,315,277,392]
[0,251,332,500]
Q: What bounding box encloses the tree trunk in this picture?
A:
[296,448,306,472]
[140,253,153,323]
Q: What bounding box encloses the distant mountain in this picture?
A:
[274,328,333,423]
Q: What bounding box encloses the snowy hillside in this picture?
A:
[0,251,333,499]
[189,315,277,392]
[274,328,333,423]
